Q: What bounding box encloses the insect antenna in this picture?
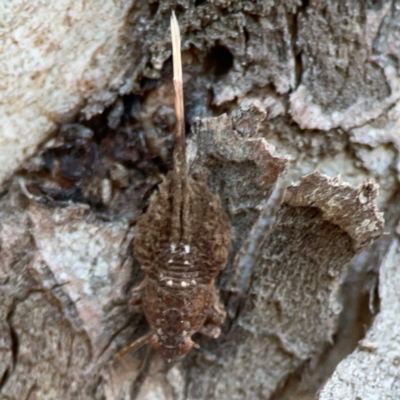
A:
[170,12,192,248]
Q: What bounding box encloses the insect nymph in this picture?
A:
[116,13,231,362]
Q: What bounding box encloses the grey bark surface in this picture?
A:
[318,237,400,400]
[1,1,399,400]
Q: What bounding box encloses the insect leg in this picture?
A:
[198,323,221,339]
[208,286,227,325]
[199,288,227,338]
[115,331,153,359]
[207,303,227,326]
[129,292,143,314]
[128,278,147,313]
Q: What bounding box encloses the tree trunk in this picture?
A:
[0,1,398,399]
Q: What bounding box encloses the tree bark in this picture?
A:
[0,1,398,400]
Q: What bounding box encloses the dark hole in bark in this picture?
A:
[205,45,234,77]
[149,1,159,15]
[295,51,303,87]
[0,367,10,390]
[243,26,249,44]
[140,76,159,91]
[9,324,19,368]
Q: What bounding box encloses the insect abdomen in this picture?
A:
[134,176,231,279]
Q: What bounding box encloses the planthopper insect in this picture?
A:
[116,12,231,362]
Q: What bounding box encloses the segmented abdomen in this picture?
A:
[151,244,213,289]
[134,174,231,288]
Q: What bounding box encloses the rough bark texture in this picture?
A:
[318,237,400,400]
[1,1,400,400]
[0,0,137,185]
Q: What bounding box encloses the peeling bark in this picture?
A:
[180,172,383,400]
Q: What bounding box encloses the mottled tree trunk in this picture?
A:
[0,1,399,400]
